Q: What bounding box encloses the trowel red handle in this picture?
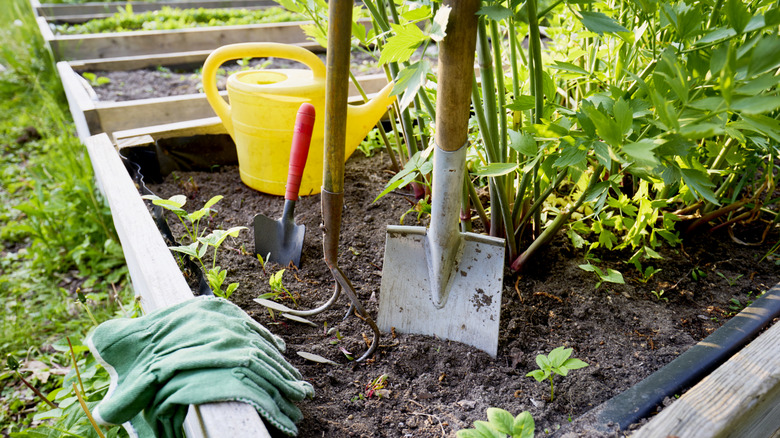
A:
[285,103,316,201]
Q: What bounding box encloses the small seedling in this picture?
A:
[142,194,246,298]
[82,72,110,87]
[716,271,743,286]
[691,266,707,281]
[651,289,668,302]
[578,262,624,289]
[259,269,298,306]
[456,408,535,438]
[526,346,588,401]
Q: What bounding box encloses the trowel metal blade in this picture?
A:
[377,225,505,357]
[253,214,305,268]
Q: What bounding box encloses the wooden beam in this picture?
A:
[67,42,322,71]
[84,133,271,438]
[56,61,100,141]
[633,319,780,438]
[35,0,277,21]
[49,21,312,61]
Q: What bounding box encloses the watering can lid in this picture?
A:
[228,68,324,96]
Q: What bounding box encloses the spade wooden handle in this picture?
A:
[435,0,480,152]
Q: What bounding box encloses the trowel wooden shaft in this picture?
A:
[434,0,480,152]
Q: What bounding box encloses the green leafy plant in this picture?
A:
[526,346,589,401]
[258,269,299,306]
[456,408,535,438]
[81,72,110,87]
[55,6,305,35]
[275,0,780,277]
[141,194,246,298]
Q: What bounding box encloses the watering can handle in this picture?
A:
[202,43,327,136]
[286,103,316,201]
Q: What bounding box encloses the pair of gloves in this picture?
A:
[86,297,314,437]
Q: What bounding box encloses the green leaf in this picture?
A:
[730,96,780,115]
[203,195,223,209]
[547,61,590,77]
[726,0,751,33]
[602,268,625,284]
[613,97,632,135]
[748,36,780,77]
[507,95,536,111]
[679,122,725,139]
[563,358,590,370]
[473,421,505,438]
[526,369,547,382]
[170,242,199,258]
[578,11,629,35]
[378,23,427,65]
[456,429,489,438]
[473,163,519,177]
[477,4,514,21]
[582,104,622,147]
[680,168,719,204]
[508,130,538,156]
[513,412,535,438]
[486,408,515,434]
[392,60,433,112]
[548,346,572,365]
[622,139,660,165]
[429,5,451,42]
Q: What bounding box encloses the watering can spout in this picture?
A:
[345,81,396,152]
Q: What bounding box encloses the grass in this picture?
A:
[0,0,131,433]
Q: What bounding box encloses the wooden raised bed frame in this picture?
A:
[85,131,780,437]
[32,0,278,24]
[57,59,391,143]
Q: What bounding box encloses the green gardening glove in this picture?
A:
[86,297,313,430]
[136,367,305,437]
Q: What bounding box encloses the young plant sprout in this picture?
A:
[142,194,246,299]
[526,346,589,401]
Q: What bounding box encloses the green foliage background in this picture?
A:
[1,0,131,434]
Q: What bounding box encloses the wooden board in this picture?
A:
[84,132,271,438]
[633,319,780,438]
[58,57,390,141]
[33,0,277,22]
[44,18,312,61]
[67,42,322,71]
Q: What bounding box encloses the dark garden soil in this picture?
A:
[143,149,780,438]
[86,46,437,102]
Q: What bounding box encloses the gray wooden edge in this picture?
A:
[58,55,389,141]
[34,0,277,20]
[84,133,271,438]
[632,318,780,438]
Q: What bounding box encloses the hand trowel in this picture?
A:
[253,102,315,267]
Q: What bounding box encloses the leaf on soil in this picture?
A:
[281,313,318,327]
[297,351,337,365]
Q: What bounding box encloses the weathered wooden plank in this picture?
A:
[35,0,277,20]
[113,117,227,145]
[633,319,780,438]
[67,42,322,71]
[49,21,312,60]
[56,61,100,141]
[94,92,231,136]
[84,133,271,438]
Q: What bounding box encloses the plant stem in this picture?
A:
[73,383,106,438]
[15,371,57,409]
[549,376,555,401]
[67,337,86,396]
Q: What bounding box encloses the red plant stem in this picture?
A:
[685,198,749,234]
[15,371,57,409]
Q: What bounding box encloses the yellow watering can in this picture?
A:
[202,42,396,196]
